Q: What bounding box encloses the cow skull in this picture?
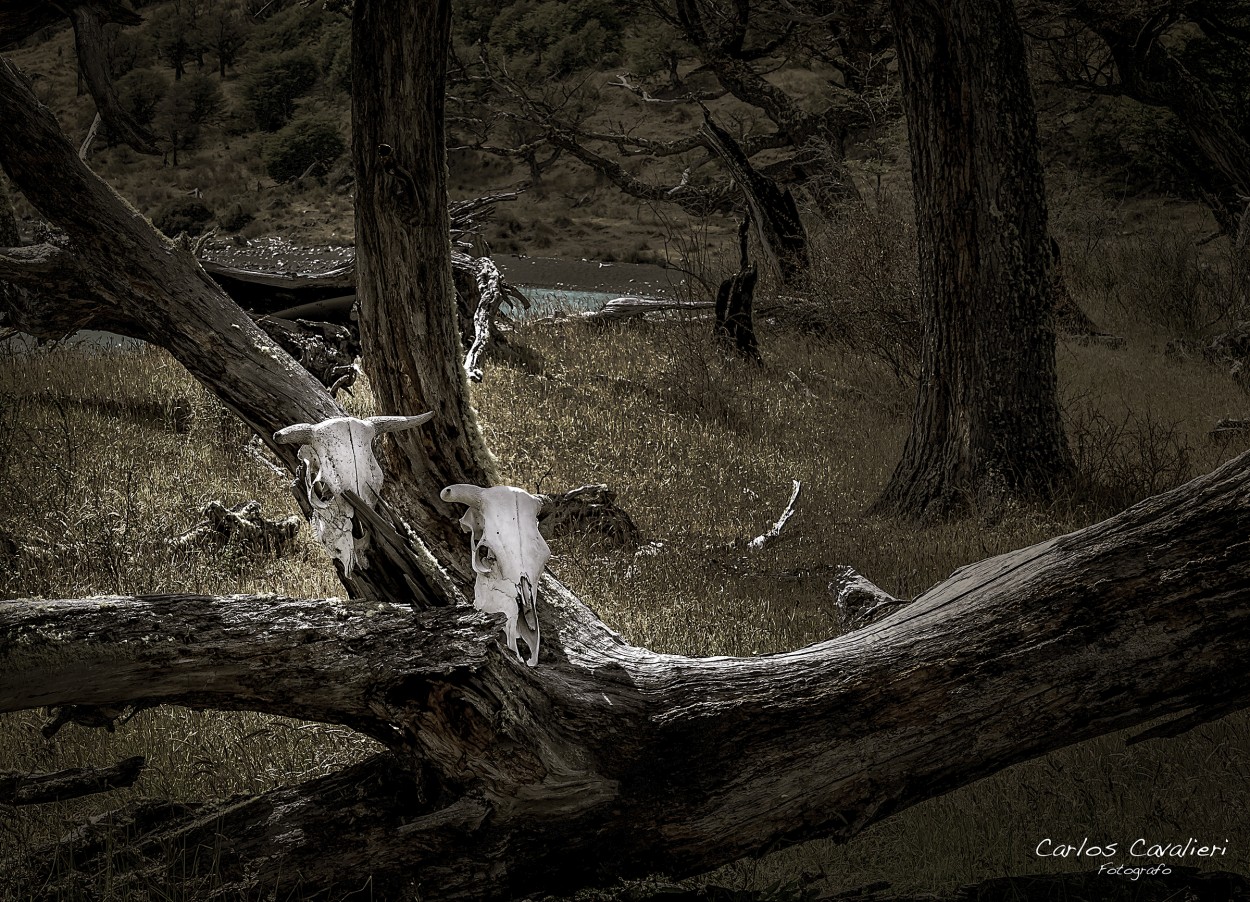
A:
[274,413,433,576]
[441,484,550,666]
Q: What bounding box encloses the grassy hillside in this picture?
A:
[3,2,746,268]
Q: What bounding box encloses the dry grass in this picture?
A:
[2,207,1250,898]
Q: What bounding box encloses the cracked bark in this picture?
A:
[4,458,1250,896]
[874,0,1072,520]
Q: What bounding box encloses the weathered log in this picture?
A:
[1212,417,1250,439]
[3,446,1250,898]
[582,296,715,321]
[829,565,911,629]
[0,756,145,806]
[199,258,356,319]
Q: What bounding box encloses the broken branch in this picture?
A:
[747,479,801,550]
[0,755,146,806]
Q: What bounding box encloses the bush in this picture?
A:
[261,113,345,182]
[219,204,255,233]
[241,50,319,131]
[116,67,169,127]
[153,197,214,237]
[487,0,623,79]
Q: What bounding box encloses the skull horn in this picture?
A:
[367,412,435,434]
[274,423,315,444]
[441,483,485,507]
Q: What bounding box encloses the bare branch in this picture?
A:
[747,479,801,550]
[78,112,101,160]
[609,72,725,105]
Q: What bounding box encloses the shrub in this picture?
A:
[487,0,623,79]
[219,204,255,233]
[261,113,345,182]
[241,50,319,131]
[153,197,214,237]
[116,67,170,127]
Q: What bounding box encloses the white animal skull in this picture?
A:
[274,413,433,576]
[441,484,550,666]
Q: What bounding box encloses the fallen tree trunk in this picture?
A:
[581,296,715,321]
[4,447,1250,898]
[1,756,146,806]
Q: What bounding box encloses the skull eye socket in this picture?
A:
[312,477,334,503]
[476,543,496,570]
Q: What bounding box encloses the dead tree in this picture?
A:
[714,214,762,361]
[2,5,1250,901]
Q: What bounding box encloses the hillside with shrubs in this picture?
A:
[5,0,1242,274]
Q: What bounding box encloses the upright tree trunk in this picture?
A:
[351,0,494,555]
[874,0,1072,520]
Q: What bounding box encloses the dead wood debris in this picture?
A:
[538,484,640,547]
[252,315,360,396]
[168,500,300,554]
[1,756,145,806]
[829,565,911,629]
[747,480,801,551]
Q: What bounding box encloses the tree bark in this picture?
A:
[714,215,762,360]
[874,0,1072,520]
[702,114,808,288]
[4,450,1250,898]
[351,0,494,555]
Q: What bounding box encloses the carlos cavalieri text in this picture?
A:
[1035,837,1230,859]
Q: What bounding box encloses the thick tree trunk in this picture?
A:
[875,0,1072,520]
[4,450,1250,898]
[351,0,494,554]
